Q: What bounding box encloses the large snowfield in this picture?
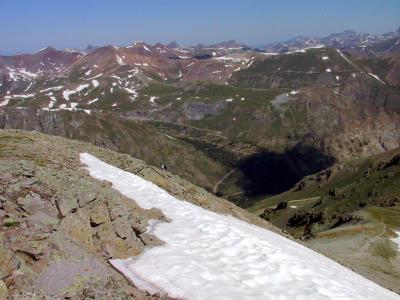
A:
[81,153,399,300]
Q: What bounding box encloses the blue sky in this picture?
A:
[1,0,399,54]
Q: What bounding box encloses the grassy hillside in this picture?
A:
[0,109,228,193]
[229,48,356,89]
[249,148,400,229]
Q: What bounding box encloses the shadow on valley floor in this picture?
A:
[236,145,335,199]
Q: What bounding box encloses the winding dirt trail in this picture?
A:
[213,168,238,194]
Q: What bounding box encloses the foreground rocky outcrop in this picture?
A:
[0,130,280,299]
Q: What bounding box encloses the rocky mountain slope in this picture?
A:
[0,130,279,299]
[1,130,398,298]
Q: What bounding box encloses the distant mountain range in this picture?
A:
[262,27,400,56]
[0,23,399,113]
[84,26,400,56]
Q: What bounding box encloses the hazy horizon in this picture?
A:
[1,0,399,55]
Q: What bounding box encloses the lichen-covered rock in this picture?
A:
[59,209,96,252]
[139,233,163,247]
[12,240,46,261]
[77,190,97,208]
[102,238,143,259]
[89,203,109,227]
[0,280,9,299]
[35,259,106,297]
[56,192,78,217]
[0,239,16,281]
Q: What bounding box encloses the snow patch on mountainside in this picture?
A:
[0,99,10,107]
[40,86,64,93]
[124,87,138,101]
[116,55,125,65]
[87,73,103,80]
[149,96,158,104]
[18,68,38,78]
[87,98,99,105]
[282,45,324,55]
[63,90,75,101]
[91,80,99,88]
[7,67,39,81]
[76,84,90,92]
[80,153,399,300]
[62,84,90,100]
[368,73,386,85]
[7,94,35,99]
[48,97,56,108]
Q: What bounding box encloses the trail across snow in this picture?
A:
[80,153,399,300]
